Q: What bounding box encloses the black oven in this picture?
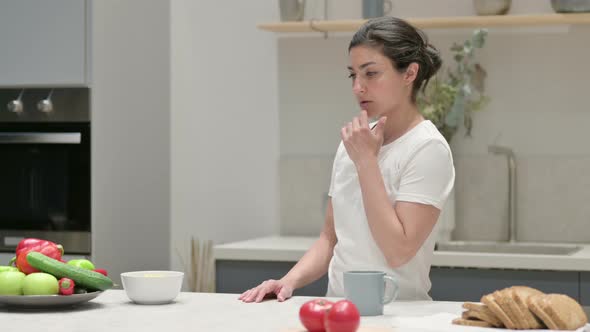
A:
[0,88,91,254]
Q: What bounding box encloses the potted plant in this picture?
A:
[418,28,489,144]
[417,29,489,242]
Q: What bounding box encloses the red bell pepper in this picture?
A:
[58,278,75,296]
[15,238,47,256]
[10,238,64,274]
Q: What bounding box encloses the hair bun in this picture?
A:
[424,43,442,78]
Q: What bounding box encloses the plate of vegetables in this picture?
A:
[0,238,113,308]
[0,290,104,308]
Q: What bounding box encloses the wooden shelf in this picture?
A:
[257,13,590,32]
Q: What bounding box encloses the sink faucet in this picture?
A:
[488,145,517,243]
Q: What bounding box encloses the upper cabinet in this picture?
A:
[0,0,89,87]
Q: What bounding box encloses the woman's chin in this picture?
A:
[364,110,381,121]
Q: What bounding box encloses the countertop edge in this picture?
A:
[214,236,590,271]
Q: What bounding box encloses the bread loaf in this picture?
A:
[527,293,588,330]
[462,302,504,327]
[453,286,588,330]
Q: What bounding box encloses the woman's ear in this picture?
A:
[404,63,420,85]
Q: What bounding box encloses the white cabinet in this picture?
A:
[0,0,89,87]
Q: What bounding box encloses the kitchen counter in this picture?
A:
[2,290,589,331]
[214,236,590,271]
[0,290,518,331]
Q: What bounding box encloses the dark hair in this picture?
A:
[349,16,442,102]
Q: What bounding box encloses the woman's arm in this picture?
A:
[281,198,337,289]
[355,158,440,267]
[341,111,451,268]
[239,199,337,302]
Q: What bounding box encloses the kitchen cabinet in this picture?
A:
[430,267,580,303]
[216,260,584,302]
[215,260,328,296]
[0,0,89,87]
[581,272,590,305]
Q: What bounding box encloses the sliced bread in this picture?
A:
[462,302,504,327]
[481,291,517,329]
[528,293,588,330]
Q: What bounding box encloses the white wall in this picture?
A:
[91,0,278,287]
[91,0,171,286]
[278,1,590,242]
[170,0,280,274]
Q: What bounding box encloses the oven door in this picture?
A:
[0,122,90,254]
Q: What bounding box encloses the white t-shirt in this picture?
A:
[326,120,455,300]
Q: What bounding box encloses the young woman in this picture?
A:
[240,16,455,302]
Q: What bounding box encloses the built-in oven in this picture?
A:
[0,88,91,254]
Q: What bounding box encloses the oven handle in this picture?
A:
[0,132,81,144]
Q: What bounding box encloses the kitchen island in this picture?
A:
[0,289,503,331]
[2,290,588,331]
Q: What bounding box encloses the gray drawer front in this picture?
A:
[430,267,579,302]
[581,272,590,305]
[216,260,328,297]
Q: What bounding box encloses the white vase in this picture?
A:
[436,188,456,243]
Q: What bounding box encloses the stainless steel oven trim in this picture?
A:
[0,132,81,144]
[0,231,91,254]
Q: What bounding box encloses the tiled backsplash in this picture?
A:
[280,155,590,243]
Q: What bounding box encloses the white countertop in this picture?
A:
[0,289,504,331]
[214,236,590,271]
[3,290,588,332]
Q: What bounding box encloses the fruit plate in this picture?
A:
[0,291,104,308]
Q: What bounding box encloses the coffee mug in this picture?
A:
[279,0,306,22]
[362,0,393,18]
[343,271,399,316]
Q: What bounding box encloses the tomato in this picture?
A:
[299,298,333,332]
[324,300,360,332]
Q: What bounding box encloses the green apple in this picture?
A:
[67,259,95,270]
[0,266,19,273]
[0,271,26,295]
[22,272,59,295]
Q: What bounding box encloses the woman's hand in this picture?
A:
[238,279,294,303]
[341,110,387,167]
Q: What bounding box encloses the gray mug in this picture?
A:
[362,0,393,18]
[343,271,399,316]
[279,0,306,22]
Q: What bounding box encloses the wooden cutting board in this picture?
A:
[281,327,395,332]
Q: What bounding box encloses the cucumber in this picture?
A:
[26,252,113,291]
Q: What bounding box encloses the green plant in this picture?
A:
[418,29,490,143]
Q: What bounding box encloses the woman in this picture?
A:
[239,16,455,302]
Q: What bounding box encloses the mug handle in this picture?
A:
[383,0,393,15]
[382,275,399,304]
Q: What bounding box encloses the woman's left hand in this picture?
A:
[341,110,387,167]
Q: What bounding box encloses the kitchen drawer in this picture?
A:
[581,272,590,305]
[430,267,580,302]
[215,260,328,296]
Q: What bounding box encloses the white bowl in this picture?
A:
[120,271,184,305]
